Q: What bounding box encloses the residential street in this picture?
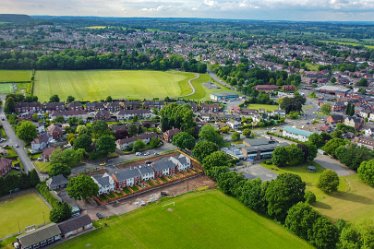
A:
[0,97,47,180]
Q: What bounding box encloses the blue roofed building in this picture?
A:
[282,126,313,142]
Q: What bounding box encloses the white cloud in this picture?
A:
[0,0,373,20]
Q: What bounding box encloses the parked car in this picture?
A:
[99,162,106,166]
[144,152,150,156]
[153,152,159,155]
[135,152,142,156]
[96,212,106,219]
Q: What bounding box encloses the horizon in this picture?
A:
[1,0,374,22]
[2,14,374,24]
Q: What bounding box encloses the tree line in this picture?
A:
[0,49,207,73]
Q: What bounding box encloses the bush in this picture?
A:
[305,191,316,204]
[358,159,374,187]
[318,170,339,193]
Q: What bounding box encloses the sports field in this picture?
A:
[55,190,312,249]
[0,191,50,239]
[34,70,197,101]
[0,70,32,83]
[263,164,374,224]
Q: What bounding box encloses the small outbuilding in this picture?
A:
[58,215,93,238]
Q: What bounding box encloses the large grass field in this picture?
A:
[34,70,197,102]
[54,190,312,249]
[263,164,374,224]
[0,191,50,239]
[0,70,32,83]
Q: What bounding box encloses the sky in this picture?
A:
[1,0,374,21]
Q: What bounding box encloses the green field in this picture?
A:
[0,84,14,94]
[248,104,279,112]
[185,73,237,100]
[0,191,50,239]
[34,70,199,101]
[0,70,32,83]
[263,164,374,224]
[54,190,312,249]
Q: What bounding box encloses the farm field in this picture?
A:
[248,104,279,112]
[34,70,196,102]
[0,70,32,83]
[263,164,374,224]
[54,190,312,249]
[0,191,50,239]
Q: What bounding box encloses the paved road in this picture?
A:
[207,69,237,91]
[0,106,42,176]
[315,154,355,176]
[0,96,48,180]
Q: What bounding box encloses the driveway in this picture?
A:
[315,154,355,176]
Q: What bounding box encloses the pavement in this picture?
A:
[233,163,278,181]
[315,154,355,176]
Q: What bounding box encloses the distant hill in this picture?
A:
[0,14,32,23]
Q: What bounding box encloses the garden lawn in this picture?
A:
[263,164,374,224]
[34,70,196,101]
[248,104,279,112]
[0,70,32,82]
[54,190,312,249]
[0,191,50,239]
[34,161,51,174]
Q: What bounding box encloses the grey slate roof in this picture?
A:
[58,215,92,235]
[137,165,154,176]
[245,142,288,154]
[17,223,61,248]
[92,174,110,187]
[46,174,68,189]
[152,157,176,172]
[115,168,141,182]
[177,154,189,165]
[244,138,273,147]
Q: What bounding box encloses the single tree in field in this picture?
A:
[318,169,339,193]
[67,175,99,200]
[358,159,374,187]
